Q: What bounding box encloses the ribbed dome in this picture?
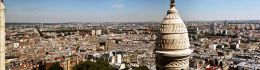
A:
[158,5,190,50]
[160,7,188,34]
[156,0,191,70]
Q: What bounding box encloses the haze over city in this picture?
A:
[5,0,260,23]
[1,0,260,70]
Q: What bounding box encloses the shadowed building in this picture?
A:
[155,0,192,70]
[0,0,5,70]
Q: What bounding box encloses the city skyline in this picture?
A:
[5,0,260,23]
[2,0,260,70]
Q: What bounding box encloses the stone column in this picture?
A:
[0,1,5,70]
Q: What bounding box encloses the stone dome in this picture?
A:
[158,5,190,50]
[155,0,192,69]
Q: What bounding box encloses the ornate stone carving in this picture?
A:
[160,24,188,33]
[165,59,189,68]
[155,0,192,70]
[159,39,190,49]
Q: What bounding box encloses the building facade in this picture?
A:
[155,0,192,70]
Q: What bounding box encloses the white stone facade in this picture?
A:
[156,0,191,70]
[0,1,5,70]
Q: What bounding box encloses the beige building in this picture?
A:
[91,30,96,36]
[96,30,102,35]
[155,0,192,70]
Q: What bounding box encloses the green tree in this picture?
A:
[132,66,149,70]
[47,62,64,70]
[73,59,115,70]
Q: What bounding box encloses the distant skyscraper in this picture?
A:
[155,0,192,70]
[0,0,5,70]
[210,23,217,34]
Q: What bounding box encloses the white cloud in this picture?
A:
[112,0,125,8]
[113,2,124,8]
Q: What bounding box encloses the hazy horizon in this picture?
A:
[5,0,260,23]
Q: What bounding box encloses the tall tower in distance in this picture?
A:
[0,0,5,70]
[155,0,192,70]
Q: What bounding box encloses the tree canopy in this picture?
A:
[47,62,64,70]
[72,60,115,70]
[132,66,149,70]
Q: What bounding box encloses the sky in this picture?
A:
[4,0,260,23]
